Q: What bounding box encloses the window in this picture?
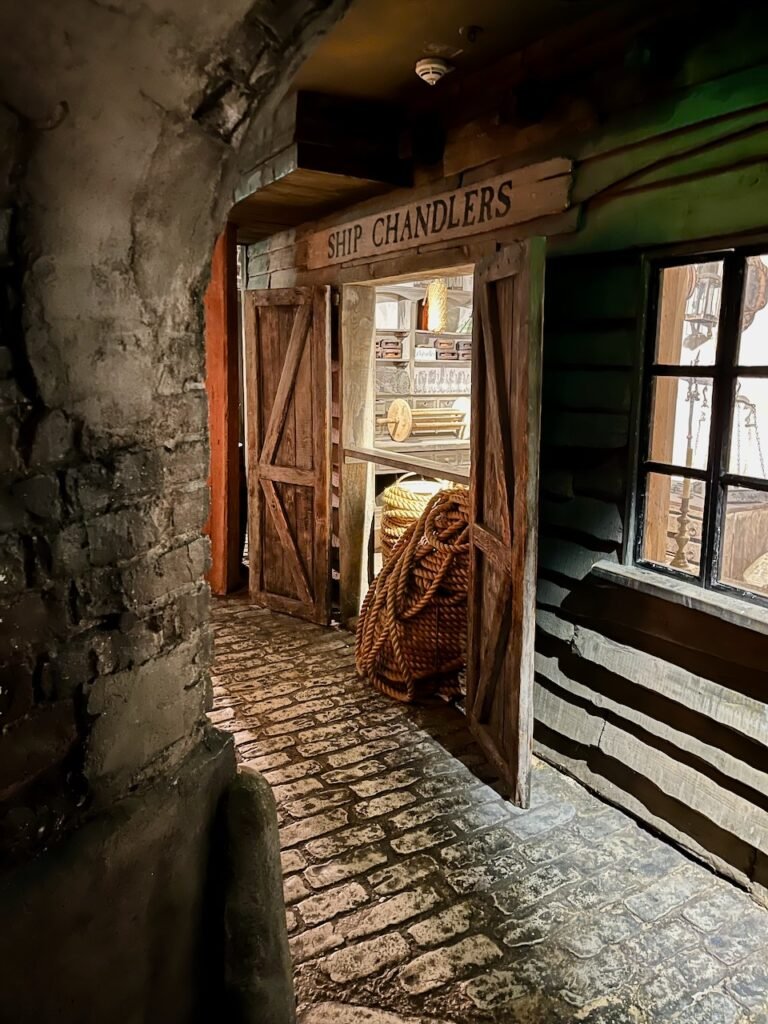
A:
[635,249,768,605]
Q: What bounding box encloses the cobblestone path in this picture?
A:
[211,598,768,1024]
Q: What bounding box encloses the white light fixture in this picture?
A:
[415,57,453,86]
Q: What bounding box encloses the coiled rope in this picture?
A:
[379,478,439,564]
[356,487,470,703]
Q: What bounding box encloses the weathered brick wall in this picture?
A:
[0,0,351,860]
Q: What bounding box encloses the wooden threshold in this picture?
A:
[343,445,469,485]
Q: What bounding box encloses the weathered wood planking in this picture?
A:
[243,286,331,624]
[536,250,768,902]
[466,240,546,806]
[204,223,241,595]
[305,160,571,270]
[338,286,376,627]
[533,687,767,890]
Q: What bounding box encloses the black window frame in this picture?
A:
[635,245,768,608]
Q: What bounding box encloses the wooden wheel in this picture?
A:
[386,399,413,441]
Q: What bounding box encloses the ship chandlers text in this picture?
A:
[327,179,517,261]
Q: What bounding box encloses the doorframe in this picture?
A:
[204,222,242,595]
[337,263,475,628]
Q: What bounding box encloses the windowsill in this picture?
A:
[591,561,768,636]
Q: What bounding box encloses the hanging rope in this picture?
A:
[356,487,470,703]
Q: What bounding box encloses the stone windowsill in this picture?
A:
[591,560,768,637]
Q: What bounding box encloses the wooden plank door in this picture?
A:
[243,287,331,624]
[466,239,546,807]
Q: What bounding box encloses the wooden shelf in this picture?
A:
[375,390,469,396]
[415,330,472,340]
[414,360,471,367]
[344,445,469,485]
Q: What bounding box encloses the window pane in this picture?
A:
[719,487,768,598]
[648,376,712,471]
[655,261,723,366]
[728,377,768,480]
[737,254,768,366]
[641,472,705,576]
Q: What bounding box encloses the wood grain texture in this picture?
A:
[338,285,376,627]
[306,162,571,270]
[466,238,546,807]
[243,286,331,623]
[535,248,768,899]
[204,223,241,595]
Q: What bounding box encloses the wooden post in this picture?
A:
[339,285,377,628]
[205,222,241,595]
[644,265,687,564]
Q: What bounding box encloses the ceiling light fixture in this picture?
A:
[415,57,453,86]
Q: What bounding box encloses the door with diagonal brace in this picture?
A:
[243,287,331,624]
[466,240,546,807]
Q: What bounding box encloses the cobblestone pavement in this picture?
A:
[211,598,768,1024]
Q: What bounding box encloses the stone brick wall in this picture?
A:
[0,0,352,870]
[0,7,351,1019]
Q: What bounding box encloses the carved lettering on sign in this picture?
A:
[306,159,572,270]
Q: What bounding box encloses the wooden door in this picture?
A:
[466,240,546,807]
[243,287,331,624]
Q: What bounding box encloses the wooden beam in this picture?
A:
[205,223,241,595]
[344,445,469,485]
[339,285,376,628]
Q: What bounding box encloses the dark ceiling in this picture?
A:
[293,0,607,103]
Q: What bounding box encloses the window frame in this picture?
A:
[634,245,768,608]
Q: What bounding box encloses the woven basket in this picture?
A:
[379,476,443,565]
[357,487,470,703]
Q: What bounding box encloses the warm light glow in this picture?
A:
[426,278,448,333]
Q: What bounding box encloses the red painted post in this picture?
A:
[204,222,241,594]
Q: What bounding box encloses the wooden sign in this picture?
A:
[306,158,572,270]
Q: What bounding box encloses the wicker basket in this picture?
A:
[357,487,470,703]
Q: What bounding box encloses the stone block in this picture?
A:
[85,641,205,795]
[625,869,714,924]
[726,954,768,1009]
[281,808,349,849]
[356,789,417,819]
[29,409,75,466]
[408,901,474,947]
[300,1002,458,1024]
[0,701,77,801]
[0,535,25,594]
[282,789,351,820]
[324,933,409,983]
[13,474,60,519]
[297,880,368,925]
[341,886,440,940]
[391,824,457,856]
[399,934,502,994]
[369,854,439,896]
[304,846,388,889]
[86,508,161,567]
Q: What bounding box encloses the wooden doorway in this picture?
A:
[338,241,546,804]
[465,240,545,806]
[240,242,545,802]
[242,287,332,624]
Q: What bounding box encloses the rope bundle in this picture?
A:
[356,487,470,703]
[379,479,440,564]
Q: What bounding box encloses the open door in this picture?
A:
[466,240,545,807]
[243,287,331,624]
